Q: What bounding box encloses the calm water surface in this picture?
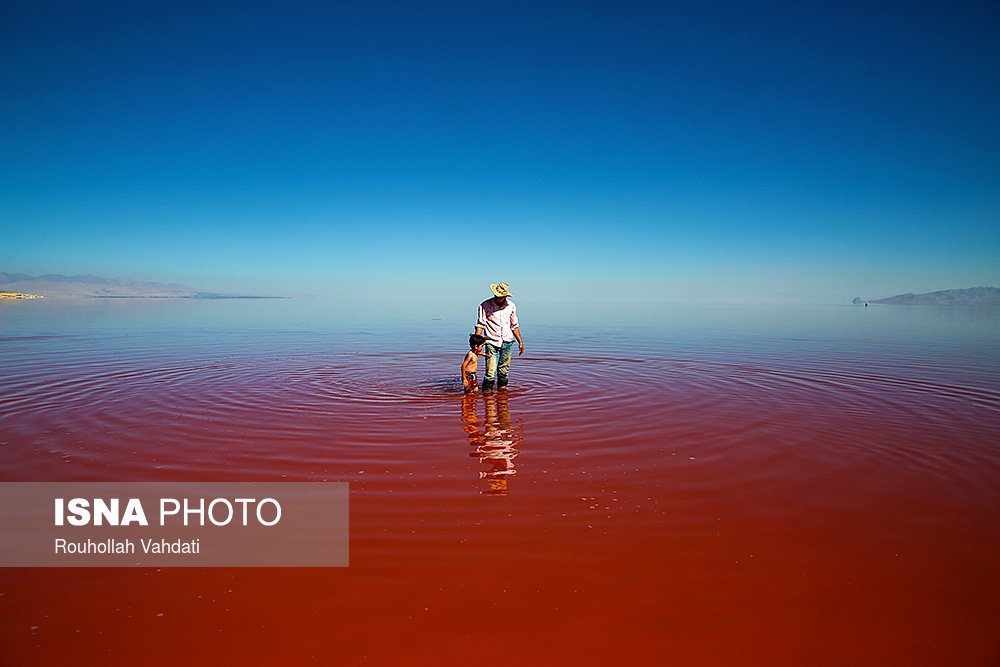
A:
[2,299,998,665]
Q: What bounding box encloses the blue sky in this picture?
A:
[2,0,997,303]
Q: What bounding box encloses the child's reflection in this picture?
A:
[461,391,524,495]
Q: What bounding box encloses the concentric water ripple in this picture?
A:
[2,327,997,488]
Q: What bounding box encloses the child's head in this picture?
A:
[469,333,486,350]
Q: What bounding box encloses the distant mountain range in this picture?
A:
[0,272,280,299]
[853,286,1000,306]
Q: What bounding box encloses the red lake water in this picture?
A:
[1,299,998,665]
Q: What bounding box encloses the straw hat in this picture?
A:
[490,282,512,297]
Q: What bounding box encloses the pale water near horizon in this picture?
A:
[1,298,998,664]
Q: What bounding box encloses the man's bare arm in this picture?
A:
[512,327,524,356]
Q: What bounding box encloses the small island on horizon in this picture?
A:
[0,272,283,300]
[853,286,1000,306]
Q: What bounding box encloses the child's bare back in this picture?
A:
[462,333,487,392]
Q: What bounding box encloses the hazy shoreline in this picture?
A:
[0,272,281,299]
[0,291,43,300]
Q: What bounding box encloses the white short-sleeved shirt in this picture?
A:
[477,298,519,345]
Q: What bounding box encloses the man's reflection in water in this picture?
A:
[461,391,523,495]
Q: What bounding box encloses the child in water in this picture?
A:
[462,333,487,392]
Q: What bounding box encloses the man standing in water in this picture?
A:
[475,282,524,391]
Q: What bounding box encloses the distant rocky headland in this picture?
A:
[0,272,281,299]
[853,286,1000,306]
